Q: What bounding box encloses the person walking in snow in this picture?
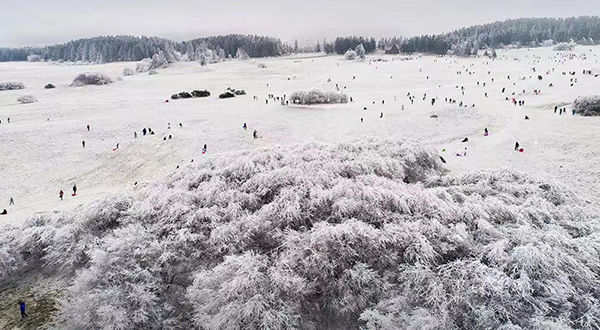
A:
[82,140,85,148]
[380,112,383,118]
[515,142,520,151]
[19,301,28,318]
[253,130,258,139]
[202,144,207,154]
[87,124,90,131]
[134,132,137,139]
[72,185,77,196]
[9,197,14,205]
[243,123,247,130]
[142,128,147,136]
[59,190,64,200]
[484,127,489,136]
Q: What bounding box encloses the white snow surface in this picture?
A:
[1,46,600,224]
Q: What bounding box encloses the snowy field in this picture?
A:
[1,46,600,224]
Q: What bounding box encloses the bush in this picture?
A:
[0,82,25,91]
[17,95,38,104]
[553,42,575,51]
[123,68,135,76]
[191,90,211,97]
[44,83,56,89]
[290,89,349,105]
[136,59,151,73]
[257,63,267,68]
[219,91,235,99]
[148,69,158,75]
[573,95,600,116]
[178,91,192,99]
[71,73,113,86]
[344,49,357,60]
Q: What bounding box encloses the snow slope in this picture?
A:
[1,46,600,224]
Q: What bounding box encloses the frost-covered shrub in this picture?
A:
[27,54,44,62]
[0,82,25,91]
[257,63,267,68]
[136,58,152,73]
[71,73,113,86]
[17,95,37,104]
[123,67,135,76]
[148,69,158,75]
[44,83,56,89]
[542,39,555,47]
[573,96,600,116]
[344,49,357,60]
[553,42,575,51]
[290,89,349,105]
[2,139,600,330]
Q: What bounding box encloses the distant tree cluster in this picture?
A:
[333,36,377,55]
[186,34,283,60]
[0,34,283,64]
[401,35,450,55]
[401,16,600,55]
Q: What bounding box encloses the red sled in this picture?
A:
[72,193,77,196]
[519,148,524,152]
[113,148,118,151]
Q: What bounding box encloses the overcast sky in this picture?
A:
[1,0,599,47]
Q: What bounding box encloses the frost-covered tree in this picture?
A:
[355,43,366,61]
[235,48,250,60]
[3,139,600,330]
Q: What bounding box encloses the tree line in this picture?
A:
[401,16,600,55]
[0,34,284,63]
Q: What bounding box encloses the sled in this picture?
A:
[113,148,118,151]
[72,193,77,196]
[519,148,524,152]
[484,133,489,137]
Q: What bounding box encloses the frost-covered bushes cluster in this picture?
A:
[71,73,113,86]
[290,90,349,105]
[136,51,170,73]
[553,42,576,51]
[573,95,600,116]
[0,82,25,91]
[1,139,600,330]
[148,69,158,75]
[257,63,267,68]
[17,95,37,104]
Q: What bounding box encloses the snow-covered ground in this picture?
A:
[1,46,599,224]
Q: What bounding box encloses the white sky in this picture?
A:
[1,0,599,47]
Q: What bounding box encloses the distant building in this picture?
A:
[385,44,400,54]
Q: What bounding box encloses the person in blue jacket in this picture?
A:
[19,301,28,318]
